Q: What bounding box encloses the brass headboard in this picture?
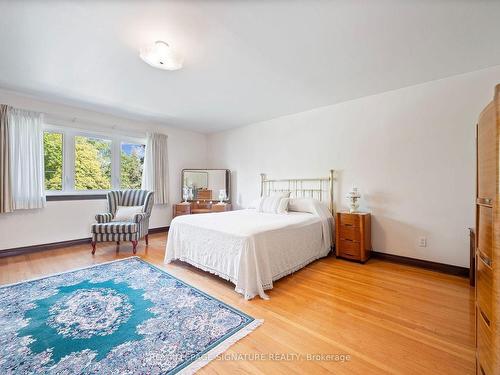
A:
[260,170,336,215]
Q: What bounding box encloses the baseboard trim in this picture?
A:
[0,238,92,258]
[46,194,106,201]
[0,226,170,258]
[371,251,469,277]
[148,226,170,234]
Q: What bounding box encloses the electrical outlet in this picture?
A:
[418,237,427,247]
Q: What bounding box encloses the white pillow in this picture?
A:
[113,206,143,222]
[275,191,291,198]
[277,197,290,214]
[258,196,282,213]
[247,192,289,210]
[288,198,318,214]
[258,192,291,214]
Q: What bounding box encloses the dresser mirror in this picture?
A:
[181,169,231,202]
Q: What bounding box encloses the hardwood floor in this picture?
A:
[0,232,475,374]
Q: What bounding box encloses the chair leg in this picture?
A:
[132,240,138,254]
[117,241,120,245]
[145,234,149,246]
[91,241,96,255]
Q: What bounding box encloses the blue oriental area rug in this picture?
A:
[0,257,262,374]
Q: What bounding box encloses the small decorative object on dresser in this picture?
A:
[218,189,227,204]
[335,212,371,262]
[346,186,361,213]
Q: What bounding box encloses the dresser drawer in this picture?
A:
[339,213,360,227]
[339,225,361,241]
[174,204,191,214]
[212,204,230,212]
[478,206,493,261]
[476,305,493,375]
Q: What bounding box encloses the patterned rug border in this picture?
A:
[0,256,264,374]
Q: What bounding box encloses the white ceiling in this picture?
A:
[1,1,500,133]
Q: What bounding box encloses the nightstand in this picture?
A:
[335,212,372,262]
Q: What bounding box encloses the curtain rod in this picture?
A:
[1,101,150,138]
[44,113,147,139]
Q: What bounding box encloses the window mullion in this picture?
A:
[112,138,121,189]
[66,131,75,192]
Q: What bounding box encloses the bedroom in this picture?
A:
[0,1,498,374]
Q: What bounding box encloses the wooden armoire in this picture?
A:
[476,84,500,374]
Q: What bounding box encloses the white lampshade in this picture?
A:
[139,41,183,71]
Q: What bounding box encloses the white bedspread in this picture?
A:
[164,209,332,299]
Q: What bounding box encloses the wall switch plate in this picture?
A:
[418,237,427,247]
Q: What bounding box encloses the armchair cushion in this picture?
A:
[95,213,113,223]
[113,205,143,222]
[91,222,138,234]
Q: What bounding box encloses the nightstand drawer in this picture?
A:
[477,252,493,324]
[476,305,493,375]
[478,206,493,260]
[338,239,361,256]
[339,213,360,227]
[339,225,361,241]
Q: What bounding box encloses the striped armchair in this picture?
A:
[91,190,154,254]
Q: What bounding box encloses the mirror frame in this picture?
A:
[181,168,231,202]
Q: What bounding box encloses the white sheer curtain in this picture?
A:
[8,108,46,210]
[141,132,169,205]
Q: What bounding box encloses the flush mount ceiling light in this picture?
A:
[139,40,183,71]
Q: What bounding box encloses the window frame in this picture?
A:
[43,124,146,196]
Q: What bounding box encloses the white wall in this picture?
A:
[0,89,207,250]
[208,66,500,267]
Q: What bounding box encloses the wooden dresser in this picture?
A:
[335,212,371,262]
[173,202,231,218]
[475,84,500,375]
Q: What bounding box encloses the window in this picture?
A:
[43,132,63,191]
[42,127,145,194]
[120,143,145,189]
[75,136,112,190]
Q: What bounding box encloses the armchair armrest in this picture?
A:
[95,213,113,223]
[133,212,147,223]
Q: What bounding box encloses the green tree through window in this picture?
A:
[75,136,111,190]
[121,143,145,189]
[43,131,145,192]
[43,132,63,190]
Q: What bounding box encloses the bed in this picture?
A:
[165,171,336,299]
